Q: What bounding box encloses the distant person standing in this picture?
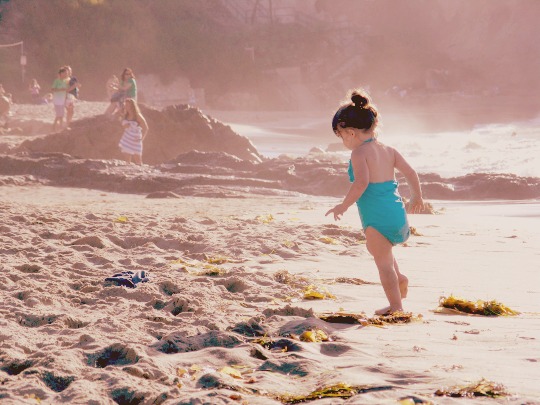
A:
[65,65,81,127]
[105,68,137,116]
[118,98,148,165]
[29,79,41,104]
[120,68,137,101]
[51,67,69,132]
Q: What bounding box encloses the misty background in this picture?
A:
[1,0,539,127]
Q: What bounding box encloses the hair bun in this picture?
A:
[351,93,368,108]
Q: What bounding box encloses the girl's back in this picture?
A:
[357,140,397,183]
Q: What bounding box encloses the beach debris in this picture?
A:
[104,270,149,288]
[317,311,422,326]
[197,264,227,276]
[278,382,393,403]
[114,215,129,223]
[281,239,298,248]
[317,311,368,325]
[319,236,338,245]
[256,214,274,224]
[23,394,41,403]
[303,284,336,300]
[435,378,511,398]
[438,295,520,316]
[366,311,423,326]
[192,254,240,275]
[409,226,423,236]
[219,366,243,379]
[299,329,329,343]
[176,367,189,378]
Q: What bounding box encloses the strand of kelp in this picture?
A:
[439,295,520,316]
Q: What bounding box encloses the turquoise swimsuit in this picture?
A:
[348,158,410,245]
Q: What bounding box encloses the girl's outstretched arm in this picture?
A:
[394,149,425,213]
[326,152,369,220]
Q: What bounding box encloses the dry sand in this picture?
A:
[1,185,539,404]
[1,102,539,404]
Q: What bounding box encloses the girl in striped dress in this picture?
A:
[119,98,148,165]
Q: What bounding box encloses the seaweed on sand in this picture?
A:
[303,285,336,300]
[278,382,392,403]
[367,311,423,326]
[439,295,520,316]
[317,311,422,326]
[435,378,511,398]
[317,312,368,325]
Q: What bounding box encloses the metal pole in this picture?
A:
[20,41,26,83]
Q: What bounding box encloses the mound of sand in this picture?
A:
[13,104,263,165]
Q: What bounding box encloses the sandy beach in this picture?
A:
[3,0,540,402]
[0,102,539,404]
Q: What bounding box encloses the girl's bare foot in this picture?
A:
[375,305,403,315]
[375,305,392,315]
[375,275,408,315]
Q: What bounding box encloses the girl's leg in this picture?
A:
[375,257,408,315]
[66,103,74,126]
[133,154,142,165]
[365,227,403,314]
[393,257,408,299]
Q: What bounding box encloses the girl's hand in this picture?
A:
[408,196,425,214]
[325,203,347,221]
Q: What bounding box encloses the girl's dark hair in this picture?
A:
[332,89,378,134]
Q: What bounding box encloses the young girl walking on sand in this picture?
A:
[119,98,148,165]
[325,89,425,315]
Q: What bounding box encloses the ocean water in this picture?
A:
[228,118,540,179]
[391,121,540,178]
